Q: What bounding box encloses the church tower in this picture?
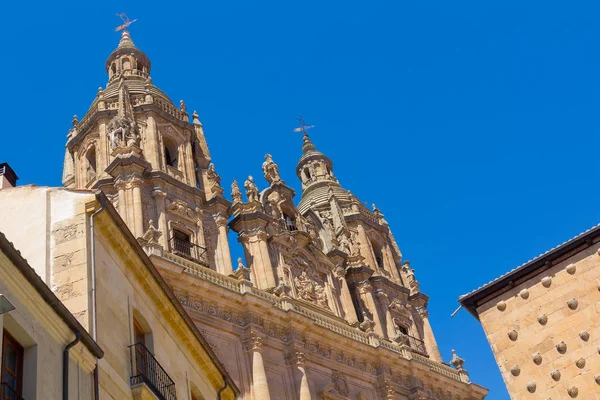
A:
[62,30,233,275]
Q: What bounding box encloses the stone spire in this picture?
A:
[118,29,135,48]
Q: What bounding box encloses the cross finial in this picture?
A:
[293,115,315,134]
[115,13,138,32]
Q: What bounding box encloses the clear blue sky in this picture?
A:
[2,1,600,398]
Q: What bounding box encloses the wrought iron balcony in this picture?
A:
[129,343,176,400]
[169,236,208,267]
[392,333,429,357]
[0,383,25,400]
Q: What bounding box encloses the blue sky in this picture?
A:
[3,1,600,398]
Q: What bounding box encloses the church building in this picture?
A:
[6,28,487,399]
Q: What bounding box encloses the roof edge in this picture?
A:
[459,222,600,319]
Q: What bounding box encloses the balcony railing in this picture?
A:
[169,236,208,267]
[0,383,25,400]
[406,334,428,357]
[129,343,176,400]
[393,333,429,357]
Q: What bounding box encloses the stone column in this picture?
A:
[145,116,160,170]
[185,141,196,187]
[418,307,442,362]
[215,214,233,275]
[356,224,376,270]
[286,349,313,400]
[115,181,127,220]
[131,178,144,238]
[243,334,271,400]
[239,230,277,289]
[382,243,402,283]
[333,265,358,325]
[357,281,385,337]
[376,291,397,340]
[97,122,109,178]
[152,189,168,249]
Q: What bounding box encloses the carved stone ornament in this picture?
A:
[497,300,506,311]
[449,349,465,371]
[594,374,600,385]
[575,358,585,369]
[568,298,578,310]
[242,335,263,352]
[519,289,530,299]
[532,352,542,365]
[388,299,412,318]
[359,312,375,333]
[577,330,590,341]
[526,381,536,393]
[510,365,520,376]
[331,371,349,397]
[508,330,518,341]
[567,386,579,398]
[541,276,552,288]
[166,199,198,221]
[566,263,576,274]
[550,369,561,381]
[287,255,330,310]
[537,314,548,325]
[556,341,567,354]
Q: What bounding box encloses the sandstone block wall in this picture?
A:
[477,245,600,399]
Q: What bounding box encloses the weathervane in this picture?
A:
[115,13,138,32]
[293,116,315,134]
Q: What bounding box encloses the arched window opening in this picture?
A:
[85,146,97,182]
[371,239,384,270]
[284,214,297,232]
[164,138,178,169]
[304,168,311,181]
[111,63,117,76]
[122,57,131,70]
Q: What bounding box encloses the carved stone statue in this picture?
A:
[107,115,140,149]
[231,179,242,204]
[244,176,259,202]
[349,230,362,257]
[206,163,221,188]
[139,220,162,244]
[262,154,281,184]
[338,233,352,254]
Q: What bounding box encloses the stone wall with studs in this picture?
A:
[476,245,600,398]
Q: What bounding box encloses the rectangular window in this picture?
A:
[172,230,192,257]
[133,319,147,377]
[1,330,23,397]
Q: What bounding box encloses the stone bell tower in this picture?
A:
[62,29,233,275]
[295,132,443,361]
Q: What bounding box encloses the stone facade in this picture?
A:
[57,29,488,399]
[460,226,600,399]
